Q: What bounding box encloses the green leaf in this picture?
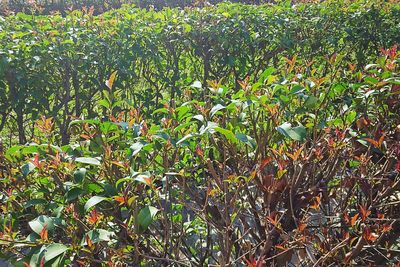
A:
[84,196,107,211]
[98,99,111,109]
[25,233,40,242]
[24,199,47,209]
[277,122,307,142]
[73,168,86,183]
[364,77,379,84]
[5,145,22,161]
[191,81,202,89]
[29,247,43,267]
[192,114,204,122]
[43,243,68,262]
[116,177,133,189]
[304,95,318,108]
[134,172,152,185]
[81,229,114,245]
[210,104,226,117]
[75,157,101,166]
[129,142,144,157]
[214,127,237,143]
[21,162,36,177]
[346,111,357,124]
[174,121,195,132]
[153,107,169,115]
[138,206,158,232]
[365,64,379,70]
[176,133,196,145]
[235,133,256,149]
[259,67,276,83]
[84,183,103,194]
[28,216,57,235]
[65,188,83,202]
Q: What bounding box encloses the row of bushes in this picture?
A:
[1,45,399,266]
[1,0,270,15]
[0,0,132,15]
[0,0,399,146]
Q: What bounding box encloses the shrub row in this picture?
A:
[0,47,399,266]
[0,1,399,146]
[0,0,133,15]
[1,0,270,16]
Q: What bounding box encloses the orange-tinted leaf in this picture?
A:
[310,195,321,210]
[111,161,125,168]
[382,224,392,232]
[143,177,153,186]
[32,154,40,168]
[87,209,102,225]
[343,230,350,239]
[86,235,94,249]
[114,196,126,206]
[275,244,286,250]
[286,144,304,161]
[348,63,356,71]
[356,117,370,130]
[364,138,379,148]
[40,224,48,241]
[358,204,371,222]
[106,70,118,90]
[244,256,265,267]
[351,214,359,227]
[298,223,307,232]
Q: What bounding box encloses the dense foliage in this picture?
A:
[0,1,399,145]
[1,0,265,15]
[0,0,133,15]
[1,1,400,266]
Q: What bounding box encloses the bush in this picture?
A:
[0,1,399,145]
[0,0,133,15]
[0,1,400,266]
[1,45,400,266]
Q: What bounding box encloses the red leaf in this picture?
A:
[40,224,48,241]
[358,204,371,222]
[195,145,204,157]
[39,256,45,267]
[343,212,350,224]
[382,224,392,233]
[244,256,265,267]
[260,157,273,170]
[363,227,378,242]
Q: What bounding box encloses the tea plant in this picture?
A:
[1,1,400,266]
[0,0,400,145]
[1,46,400,265]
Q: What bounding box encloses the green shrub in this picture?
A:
[1,44,400,266]
[0,1,399,145]
[0,1,400,265]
